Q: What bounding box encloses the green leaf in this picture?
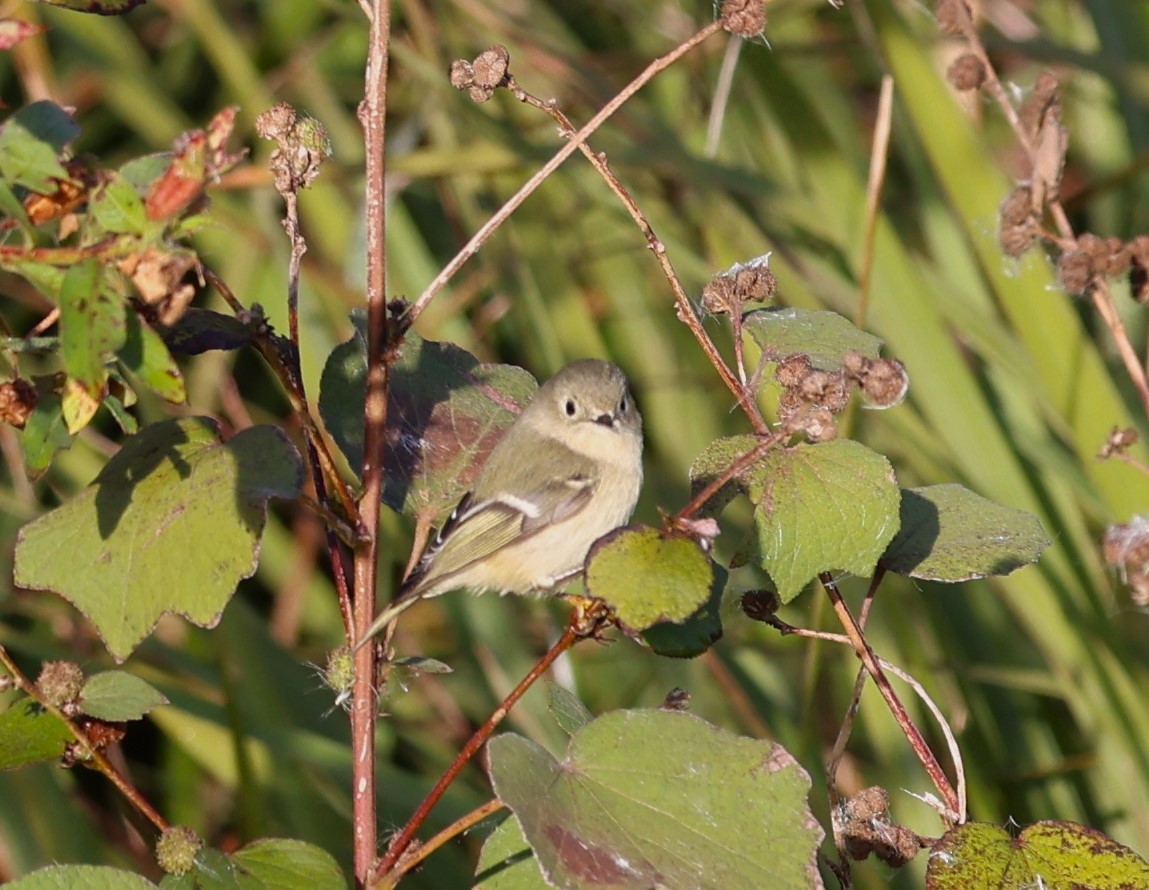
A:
[743,307,884,371]
[80,671,168,721]
[57,259,126,432]
[319,314,537,521]
[926,820,1149,889]
[0,697,72,770]
[488,709,823,890]
[546,683,592,737]
[21,389,74,481]
[88,172,149,236]
[881,484,1050,582]
[689,434,761,518]
[0,101,78,192]
[230,839,346,889]
[59,259,125,385]
[7,865,156,889]
[475,814,551,889]
[585,525,714,631]
[14,417,303,661]
[120,311,186,403]
[639,561,726,658]
[692,437,901,602]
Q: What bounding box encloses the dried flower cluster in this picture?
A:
[450,45,511,103]
[836,786,921,868]
[700,254,777,316]
[1102,517,1149,607]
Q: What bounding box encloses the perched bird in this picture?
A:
[353,358,643,650]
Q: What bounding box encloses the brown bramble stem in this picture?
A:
[372,620,583,884]
[203,267,362,540]
[352,0,394,884]
[673,433,784,524]
[0,646,169,833]
[817,572,961,819]
[391,798,506,877]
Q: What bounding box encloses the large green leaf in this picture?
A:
[488,709,823,890]
[691,436,901,601]
[14,418,302,661]
[882,484,1050,582]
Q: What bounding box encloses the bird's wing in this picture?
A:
[403,461,599,595]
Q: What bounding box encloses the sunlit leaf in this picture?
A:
[14,417,302,661]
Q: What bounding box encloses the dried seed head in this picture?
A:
[801,408,838,442]
[998,186,1038,257]
[1103,517,1149,573]
[1103,236,1132,277]
[842,350,871,378]
[701,254,777,315]
[661,687,691,711]
[1056,248,1093,294]
[946,53,985,91]
[450,45,511,103]
[741,588,780,621]
[775,353,812,388]
[1129,235,1149,303]
[0,378,37,429]
[720,0,766,38]
[860,358,909,409]
[256,103,332,194]
[935,0,970,35]
[1099,426,1139,459]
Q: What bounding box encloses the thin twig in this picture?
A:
[0,646,169,833]
[504,69,767,433]
[403,20,724,327]
[392,798,506,875]
[817,573,961,818]
[373,621,584,884]
[855,74,893,330]
[203,268,361,530]
[673,433,783,523]
[705,36,743,158]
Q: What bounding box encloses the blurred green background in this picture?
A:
[3,0,1149,886]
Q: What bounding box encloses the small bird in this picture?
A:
[352,358,643,650]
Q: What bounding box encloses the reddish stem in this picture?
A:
[372,623,581,884]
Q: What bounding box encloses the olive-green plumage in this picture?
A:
[353,359,643,650]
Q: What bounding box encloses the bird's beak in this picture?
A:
[593,412,618,429]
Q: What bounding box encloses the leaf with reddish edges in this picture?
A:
[0,20,46,51]
[319,314,537,523]
[144,108,242,222]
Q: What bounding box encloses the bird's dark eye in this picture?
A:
[564,398,577,417]
[619,395,629,413]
